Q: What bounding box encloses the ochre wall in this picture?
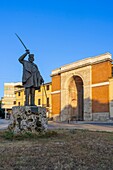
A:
[109,78,113,117]
[92,85,109,112]
[52,93,61,115]
[16,90,25,106]
[52,75,61,91]
[92,61,111,113]
[52,75,61,115]
[109,78,113,102]
[92,61,111,84]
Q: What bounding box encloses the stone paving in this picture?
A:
[48,121,113,132]
[0,119,113,132]
[0,119,10,130]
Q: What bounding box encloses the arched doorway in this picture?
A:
[68,76,84,120]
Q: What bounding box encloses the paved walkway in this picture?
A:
[48,121,113,132]
[0,119,10,130]
[0,119,113,132]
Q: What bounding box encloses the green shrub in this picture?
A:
[1,130,58,141]
[3,131,14,140]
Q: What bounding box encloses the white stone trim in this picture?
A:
[51,53,112,76]
[91,82,109,87]
[4,82,22,86]
[51,90,61,94]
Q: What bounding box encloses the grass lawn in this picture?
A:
[0,129,113,170]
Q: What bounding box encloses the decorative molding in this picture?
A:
[91,82,109,87]
[51,53,112,76]
[51,90,61,94]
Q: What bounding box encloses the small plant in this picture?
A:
[13,131,35,140]
[1,130,58,141]
[3,131,14,140]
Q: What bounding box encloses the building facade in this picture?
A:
[2,82,52,118]
[51,53,113,121]
[14,82,52,117]
[1,82,22,115]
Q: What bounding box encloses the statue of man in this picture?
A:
[18,50,44,106]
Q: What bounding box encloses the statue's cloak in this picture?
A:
[22,60,42,89]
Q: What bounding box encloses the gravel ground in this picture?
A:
[0,129,113,170]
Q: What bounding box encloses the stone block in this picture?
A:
[92,112,110,121]
[8,106,48,134]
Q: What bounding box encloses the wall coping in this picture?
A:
[51,52,112,76]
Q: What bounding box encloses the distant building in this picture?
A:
[14,82,52,117]
[51,52,113,121]
[1,82,52,118]
[1,82,22,115]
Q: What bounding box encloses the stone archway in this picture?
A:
[60,65,92,122]
[68,76,84,121]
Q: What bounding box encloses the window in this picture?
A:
[18,92,21,96]
[47,97,49,107]
[13,101,16,105]
[46,85,49,90]
[38,88,41,92]
[38,99,41,105]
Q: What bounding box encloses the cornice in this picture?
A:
[51,53,112,77]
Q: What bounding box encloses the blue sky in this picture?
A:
[0,0,113,98]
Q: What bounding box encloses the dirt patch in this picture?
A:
[0,129,113,170]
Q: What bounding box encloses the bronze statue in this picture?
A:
[16,34,44,106]
[19,50,44,106]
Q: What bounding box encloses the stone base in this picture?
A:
[92,112,110,121]
[8,106,48,134]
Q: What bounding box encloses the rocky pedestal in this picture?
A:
[8,106,48,134]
